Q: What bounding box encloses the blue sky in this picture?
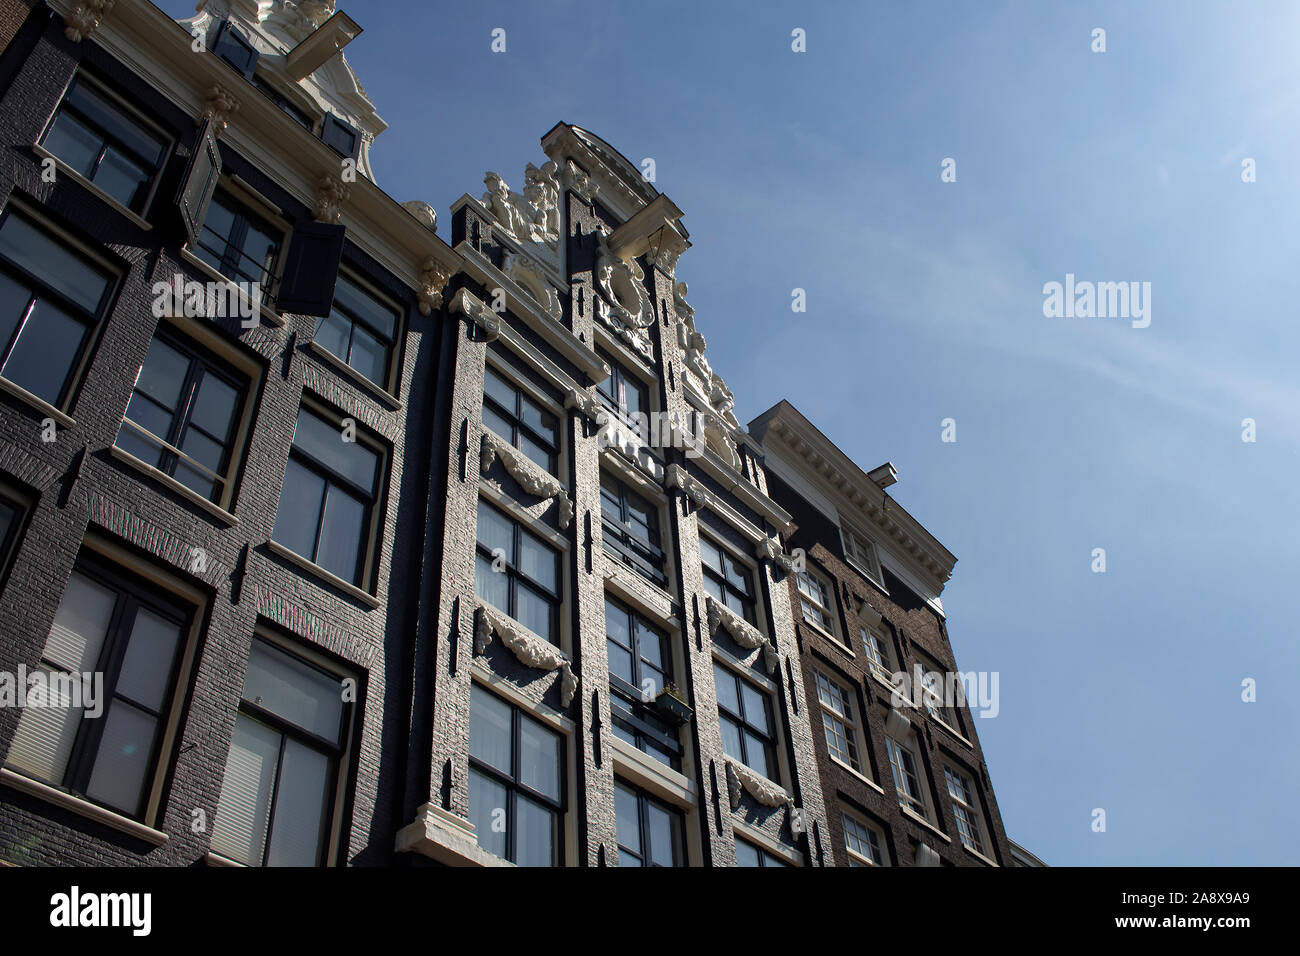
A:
[161,0,1300,864]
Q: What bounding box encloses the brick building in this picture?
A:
[0,0,1020,868]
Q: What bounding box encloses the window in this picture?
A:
[0,488,25,582]
[475,500,560,643]
[192,188,282,292]
[0,209,112,408]
[321,114,360,160]
[313,273,400,389]
[886,736,926,817]
[945,767,986,855]
[213,20,259,79]
[615,781,684,867]
[41,75,167,212]
[595,348,648,420]
[605,597,681,770]
[482,364,558,473]
[814,671,861,771]
[115,330,246,505]
[6,559,190,820]
[272,405,383,587]
[842,811,887,866]
[600,472,666,586]
[735,839,789,867]
[714,662,776,780]
[210,638,353,866]
[699,535,757,625]
[468,687,564,866]
[916,654,959,730]
[862,627,897,685]
[252,74,316,131]
[842,524,883,586]
[796,567,837,636]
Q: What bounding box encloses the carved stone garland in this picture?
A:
[479,432,573,529]
[418,258,455,317]
[474,605,578,708]
[705,596,779,675]
[65,0,115,42]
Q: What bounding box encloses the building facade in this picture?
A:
[0,0,1018,868]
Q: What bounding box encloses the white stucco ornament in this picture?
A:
[474,605,578,708]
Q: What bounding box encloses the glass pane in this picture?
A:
[292,408,377,492]
[272,458,326,561]
[68,81,164,164]
[3,297,86,405]
[242,641,344,742]
[314,309,350,363]
[606,642,633,685]
[518,434,550,473]
[348,324,386,385]
[475,501,512,556]
[115,607,181,712]
[614,784,640,855]
[333,274,395,340]
[469,688,512,775]
[515,795,556,866]
[518,715,560,801]
[740,683,769,730]
[519,397,555,438]
[123,393,175,448]
[474,553,508,612]
[713,664,738,714]
[699,537,721,573]
[172,460,216,502]
[514,584,553,642]
[483,367,516,412]
[211,714,280,866]
[744,731,772,778]
[4,663,84,783]
[316,484,365,584]
[44,570,116,673]
[646,801,679,867]
[603,600,630,648]
[719,718,744,763]
[0,272,32,352]
[481,405,513,443]
[43,112,100,177]
[517,529,555,592]
[266,739,330,866]
[180,428,223,474]
[189,370,238,441]
[734,840,760,867]
[468,769,507,860]
[84,700,156,815]
[0,214,109,312]
[239,220,279,286]
[94,147,148,208]
[639,625,665,671]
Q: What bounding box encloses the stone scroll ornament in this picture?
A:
[479,432,573,529]
[474,604,578,708]
[705,596,779,675]
[754,536,799,575]
[724,761,805,836]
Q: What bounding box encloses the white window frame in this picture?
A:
[840,523,884,588]
[945,766,986,855]
[885,734,930,820]
[796,566,838,638]
[841,808,889,866]
[813,670,863,772]
[861,625,897,686]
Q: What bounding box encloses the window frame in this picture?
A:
[595,346,650,423]
[813,669,862,772]
[599,470,667,587]
[614,779,686,867]
[474,498,562,645]
[699,532,759,627]
[861,625,898,686]
[714,660,778,781]
[841,522,885,588]
[734,837,790,867]
[885,734,928,819]
[605,596,682,770]
[796,565,839,638]
[841,809,889,866]
[945,766,986,855]
[311,268,404,395]
[0,482,30,589]
[482,359,560,476]
[190,183,288,301]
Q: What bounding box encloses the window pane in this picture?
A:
[475,553,508,612]
[68,81,165,164]
[4,663,83,783]
[639,626,664,671]
[743,731,772,778]
[646,801,679,867]
[475,501,512,556]
[2,297,86,405]
[517,529,556,592]
[266,739,330,866]
[43,112,100,177]
[604,601,630,648]
[115,607,181,712]
[180,428,223,474]
[719,717,744,763]
[614,783,640,856]
[514,584,553,642]
[713,664,738,714]
[292,408,377,492]
[483,367,516,411]
[272,458,326,561]
[519,397,554,438]
[84,701,156,814]
[740,683,768,727]
[515,795,556,866]
[316,484,365,583]
[0,272,32,352]
[0,214,110,313]
[734,840,761,867]
[699,538,721,573]
[606,642,633,685]
[519,715,560,801]
[518,434,551,472]
[314,309,351,363]
[469,688,512,775]
[242,641,344,742]
[94,147,149,209]
[333,275,395,340]
[469,768,507,860]
[189,370,238,441]
[211,714,280,866]
[44,570,115,673]
[348,324,386,385]
[481,405,513,443]
[123,392,176,449]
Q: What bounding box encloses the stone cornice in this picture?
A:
[664,464,768,546]
[474,604,578,708]
[541,123,653,224]
[480,431,573,529]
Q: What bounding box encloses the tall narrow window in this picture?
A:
[886,736,926,817]
[41,75,167,212]
[468,688,564,866]
[862,627,896,685]
[6,560,189,820]
[945,767,986,855]
[600,472,666,586]
[595,349,647,419]
[312,273,399,389]
[842,811,887,866]
[714,663,776,780]
[0,210,112,408]
[192,188,282,292]
[842,525,884,586]
[272,406,383,587]
[605,597,681,770]
[482,365,558,474]
[615,781,684,867]
[210,639,353,866]
[474,500,560,643]
[115,331,246,505]
[814,671,861,771]
[0,489,25,582]
[796,567,837,635]
[699,535,756,624]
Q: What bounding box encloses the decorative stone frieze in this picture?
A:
[664,463,708,507]
[593,233,655,359]
[474,604,578,708]
[725,760,790,810]
[64,0,115,42]
[502,250,563,323]
[705,596,779,675]
[481,163,561,249]
[479,431,573,529]
[563,160,598,202]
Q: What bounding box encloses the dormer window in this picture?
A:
[321,114,360,161]
[252,73,316,132]
[212,20,259,80]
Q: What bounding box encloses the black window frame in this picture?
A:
[714,662,777,780]
[251,72,317,132]
[312,270,402,391]
[605,597,682,771]
[615,780,685,867]
[468,689,566,866]
[39,72,169,213]
[116,327,249,506]
[481,362,559,475]
[192,186,284,297]
[0,205,114,411]
[474,500,561,644]
[226,636,354,867]
[212,19,259,80]
[735,838,789,867]
[600,471,667,587]
[0,488,25,587]
[595,347,649,421]
[699,533,757,625]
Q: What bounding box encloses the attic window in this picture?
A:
[321,114,360,160]
[213,21,258,80]
[252,74,316,132]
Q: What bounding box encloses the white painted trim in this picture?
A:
[610,738,696,810]
[470,660,575,735]
[731,818,802,866]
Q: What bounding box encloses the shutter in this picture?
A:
[277,221,346,317]
[320,114,360,160]
[175,119,221,247]
[213,20,259,79]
